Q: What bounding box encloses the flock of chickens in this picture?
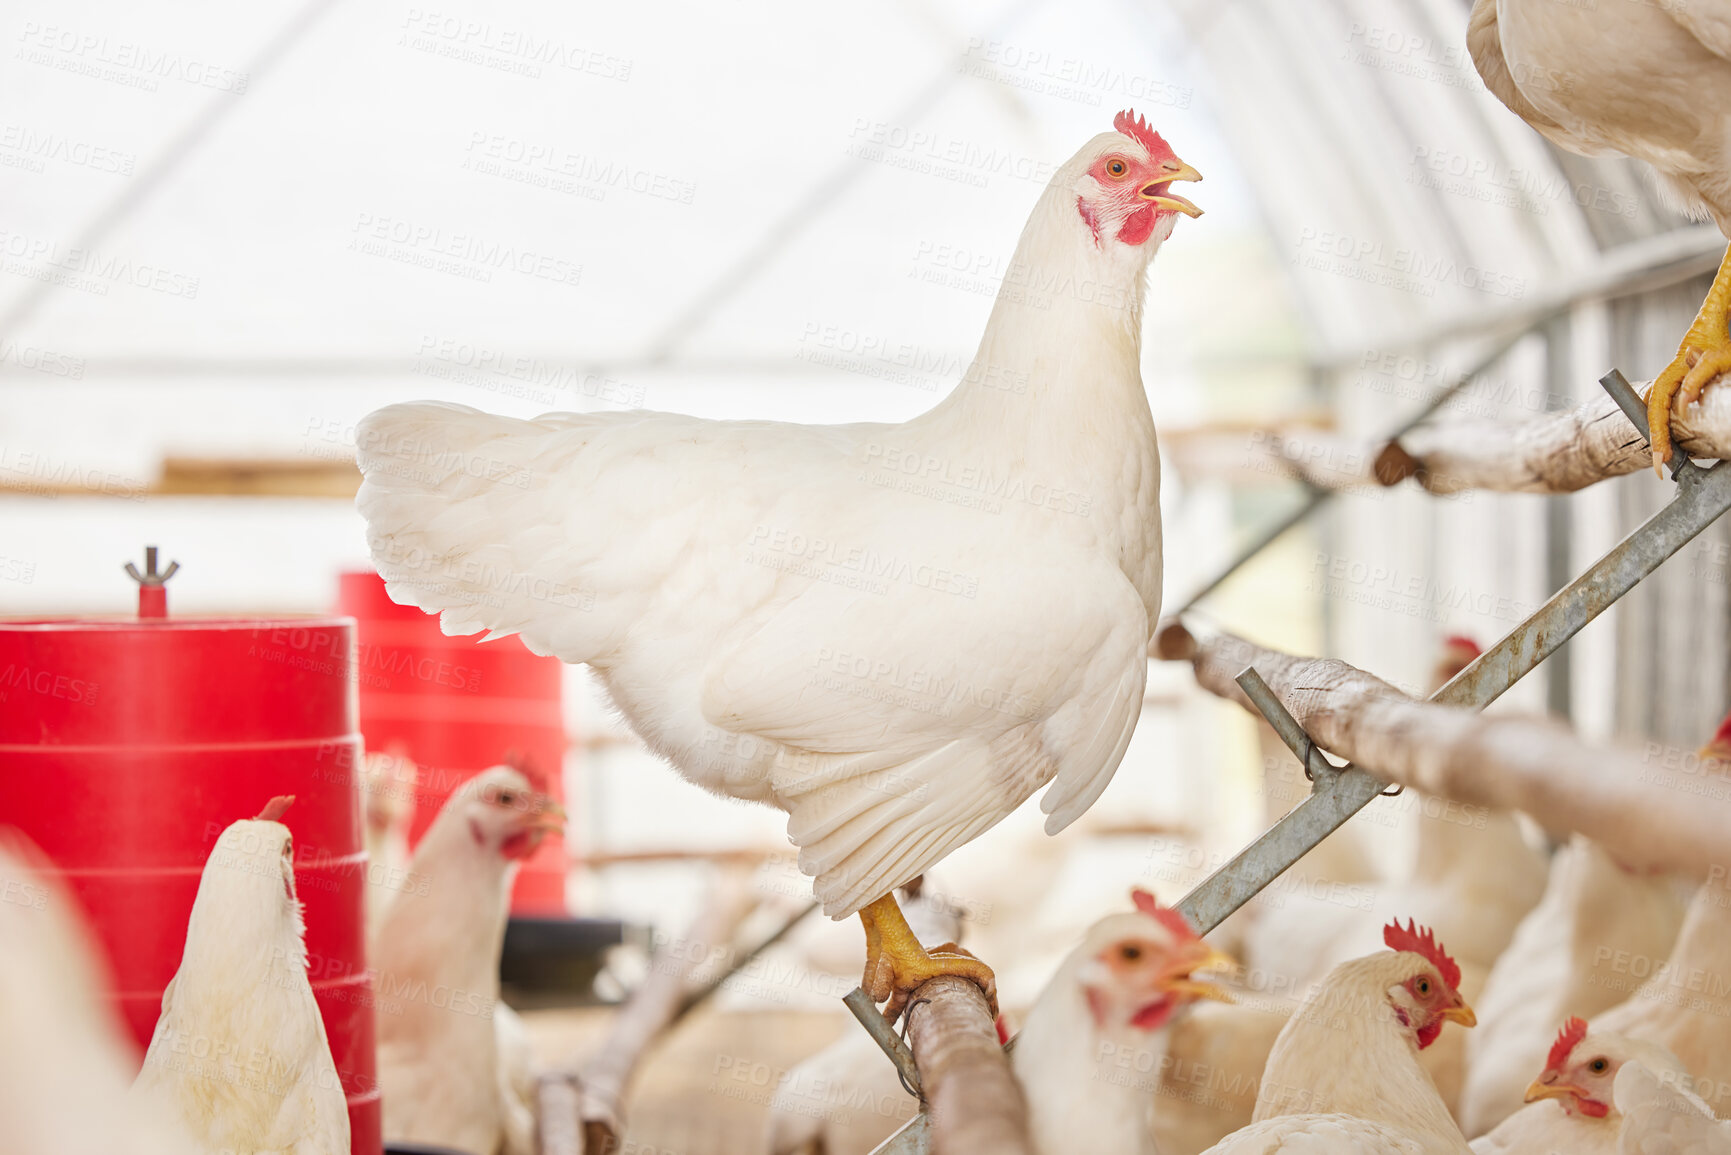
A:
[14,0,1731,1150]
[763,642,1731,1155]
[1,761,561,1155]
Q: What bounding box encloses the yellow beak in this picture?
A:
[1159,945,1236,1003]
[1440,1002,1478,1029]
[1525,1078,1586,1105]
[1142,160,1204,217]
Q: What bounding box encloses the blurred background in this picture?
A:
[3,0,1728,1146]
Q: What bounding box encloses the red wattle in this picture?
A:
[1117,205,1157,246]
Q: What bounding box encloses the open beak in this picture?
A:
[1141,160,1204,218]
[1159,944,1236,1004]
[530,794,567,832]
[1524,1077,1585,1105]
[1440,1002,1478,1029]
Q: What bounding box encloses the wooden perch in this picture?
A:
[903,976,1035,1155]
[574,872,759,1152]
[1385,380,1731,495]
[1158,623,1731,879]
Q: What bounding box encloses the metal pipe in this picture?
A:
[1233,666,1333,785]
[1175,370,1731,934]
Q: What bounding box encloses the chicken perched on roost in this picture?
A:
[1469,0,1731,471]
[129,796,350,1155]
[355,109,1203,1016]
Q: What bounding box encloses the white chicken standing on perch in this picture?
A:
[1468,0,1731,471]
[355,109,1202,1013]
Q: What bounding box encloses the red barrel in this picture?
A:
[337,571,568,913]
[0,613,381,1155]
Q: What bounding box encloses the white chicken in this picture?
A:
[1470,1017,1693,1154]
[0,828,187,1155]
[1615,1059,1731,1154]
[1592,867,1731,1119]
[1011,890,1233,1155]
[1460,837,1686,1136]
[373,765,564,1155]
[129,797,349,1155]
[361,745,418,943]
[354,109,1203,1012]
[1200,921,1478,1155]
[1468,0,1731,471]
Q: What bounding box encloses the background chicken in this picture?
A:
[354,109,1203,1013]
[1010,890,1232,1155]
[1461,837,1686,1136]
[0,829,186,1155]
[129,797,349,1155]
[1591,868,1731,1119]
[1200,921,1477,1155]
[1614,1059,1731,1154]
[1468,0,1731,468]
[361,746,418,942]
[1470,1018,1692,1154]
[373,765,563,1155]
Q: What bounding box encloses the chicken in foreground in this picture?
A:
[1200,921,1477,1155]
[1010,890,1232,1155]
[1615,1058,1731,1154]
[355,109,1203,1016]
[373,765,564,1155]
[0,829,186,1155]
[1470,1017,1692,1154]
[130,797,349,1155]
[1467,0,1731,470]
[1460,836,1685,1137]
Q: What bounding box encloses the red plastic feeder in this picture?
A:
[337,570,568,914]
[0,550,380,1155]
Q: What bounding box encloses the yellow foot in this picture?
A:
[859,892,997,1024]
[1648,245,1731,474]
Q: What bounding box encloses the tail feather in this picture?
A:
[356,402,601,652]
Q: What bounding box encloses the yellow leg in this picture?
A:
[858,892,997,1022]
[1648,244,1731,472]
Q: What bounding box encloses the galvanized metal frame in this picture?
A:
[865,367,1731,1154]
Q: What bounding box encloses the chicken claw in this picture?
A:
[859,892,998,1025]
[1648,245,1731,474]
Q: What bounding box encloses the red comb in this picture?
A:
[1383,919,1461,990]
[256,795,295,822]
[1112,110,1170,159]
[1709,712,1731,751]
[1443,635,1481,658]
[1547,1016,1589,1072]
[503,750,548,793]
[1132,887,1200,941]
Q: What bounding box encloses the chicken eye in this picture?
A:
[497,790,518,807]
[1415,978,1431,996]
[1590,1058,1609,1074]
[1119,944,1142,962]
[1106,158,1128,179]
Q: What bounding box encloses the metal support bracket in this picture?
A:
[1171,368,1731,935]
